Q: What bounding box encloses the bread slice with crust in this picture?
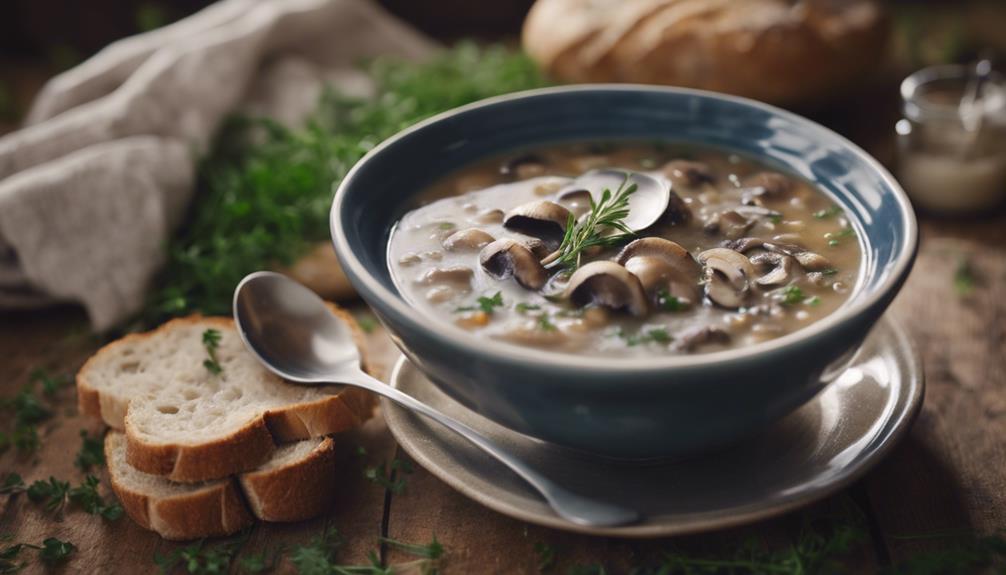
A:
[105,431,337,539]
[105,430,254,540]
[78,308,374,483]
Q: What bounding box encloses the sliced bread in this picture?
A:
[78,308,374,483]
[106,431,337,540]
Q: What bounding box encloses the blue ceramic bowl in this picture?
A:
[331,85,917,459]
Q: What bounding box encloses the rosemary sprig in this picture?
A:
[542,176,637,270]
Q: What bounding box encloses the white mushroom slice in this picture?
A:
[793,251,833,271]
[503,200,572,250]
[698,248,756,309]
[425,285,456,303]
[623,256,700,307]
[443,228,495,252]
[673,325,731,352]
[415,266,473,290]
[561,261,648,316]
[479,239,548,290]
[475,209,504,224]
[615,237,699,275]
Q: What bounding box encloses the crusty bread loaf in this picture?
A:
[106,431,337,539]
[522,0,889,107]
[78,309,374,483]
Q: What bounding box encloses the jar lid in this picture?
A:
[901,64,1006,125]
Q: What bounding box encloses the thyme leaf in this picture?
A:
[543,175,637,270]
[201,329,223,376]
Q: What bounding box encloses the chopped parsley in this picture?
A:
[515,302,541,313]
[617,328,673,347]
[355,312,378,334]
[74,429,104,471]
[436,222,456,231]
[825,227,856,247]
[456,291,504,314]
[0,369,66,456]
[26,475,122,520]
[656,288,685,312]
[778,286,821,307]
[538,314,558,331]
[201,328,223,375]
[813,206,843,219]
[954,258,976,297]
[0,472,25,494]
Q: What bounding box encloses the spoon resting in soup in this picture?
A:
[387,142,861,357]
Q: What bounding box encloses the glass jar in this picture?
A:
[896,64,1006,213]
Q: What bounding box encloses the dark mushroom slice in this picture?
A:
[743,171,794,199]
[499,153,546,177]
[704,210,752,240]
[414,266,474,291]
[724,237,833,272]
[698,248,757,309]
[503,200,572,251]
[479,239,548,290]
[750,252,797,286]
[561,261,648,316]
[443,228,495,252]
[661,160,715,187]
[673,325,731,352]
[517,237,551,260]
[555,169,671,232]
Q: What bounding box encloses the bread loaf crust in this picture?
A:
[522,0,889,106]
[239,437,337,522]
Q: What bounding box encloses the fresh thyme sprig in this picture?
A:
[542,176,637,270]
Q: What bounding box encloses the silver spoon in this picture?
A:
[233,271,640,527]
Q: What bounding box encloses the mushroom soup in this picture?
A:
[387,142,861,356]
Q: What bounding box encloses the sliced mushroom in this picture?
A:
[415,266,473,291]
[561,261,648,316]
[698,248,756,309]
[517,237,551,260]
[443,228,495,252]
[673,325,731,352]
[704,210,752,240]
[743,172,793,198]
[734,205,782,219]
[662,160,714,187]
[503,201,572,250]
[499,153,546,178]
[475,208,504,224]
[750,252,797,286]
[725,237,833,272]
[479,239,548,290]
[623,256,700,308]
[615,237,699,274]
[615,238,701,307]
[663,191,692,225]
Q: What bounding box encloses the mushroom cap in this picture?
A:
[443,228,495,252]
[414,266,474,290]
[750,252,797,286]
[614,237,699,275]
[479,239,548,290]
[623,256,700,306]
[561,261,648,316]
[698,248,756,309]
[503,200,572,249]
[662,160,715,187]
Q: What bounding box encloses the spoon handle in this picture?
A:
[338,369,639,527]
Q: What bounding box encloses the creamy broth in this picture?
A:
[387,142,861,357]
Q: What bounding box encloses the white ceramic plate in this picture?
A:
[382,316,924,537]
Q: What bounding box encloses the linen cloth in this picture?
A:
[0,0,435,330]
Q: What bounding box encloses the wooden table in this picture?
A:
[2,204,1004,573]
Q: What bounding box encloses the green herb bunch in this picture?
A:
[542,177,637,270]
[145,43,546,323]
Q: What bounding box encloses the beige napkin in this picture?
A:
[0,0,435,330]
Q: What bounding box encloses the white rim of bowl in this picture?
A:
[331,84,918,374]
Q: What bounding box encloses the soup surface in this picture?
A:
[387,142,861,357]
